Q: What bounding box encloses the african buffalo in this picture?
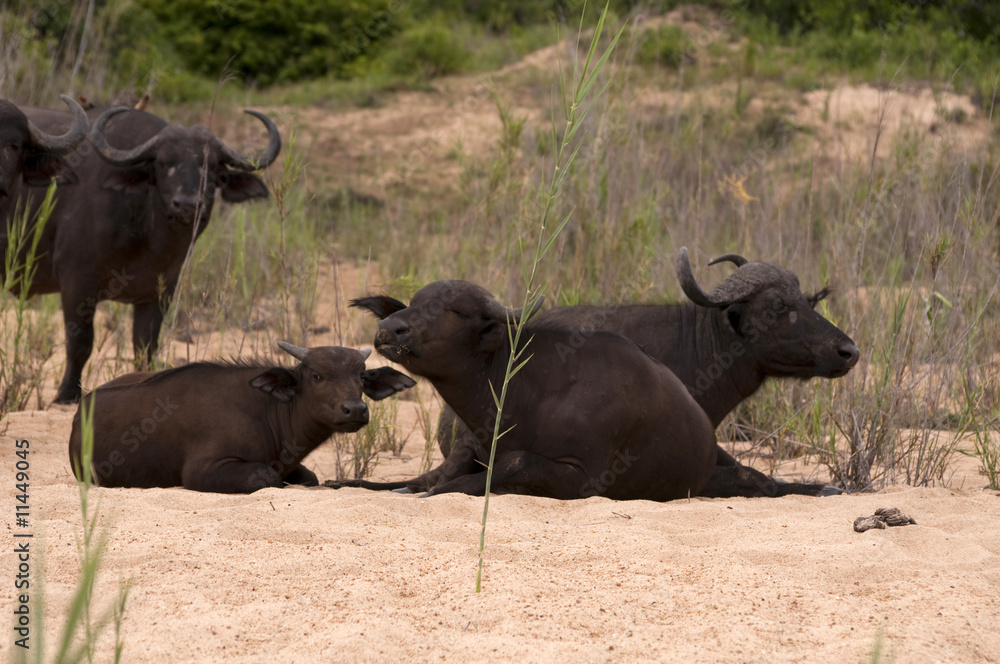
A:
[433,248,859,497]
[325,280,718,500]
[68,342,416,493]
[17,104,281,404]
[0,95,87,222]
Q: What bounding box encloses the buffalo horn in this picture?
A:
[217,109,281,172]
[359,348,372,361]
[26,94,88,155]
[488,294,545,324]
[89,106,162,165]
[678,246,783,308]
[677,247,718,307]
[707,253,749,268]
[277,341,309,361]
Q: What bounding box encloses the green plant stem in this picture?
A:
[475,2,623,593]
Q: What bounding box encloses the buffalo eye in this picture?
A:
[312,371,322,382]
[807,287,830,309]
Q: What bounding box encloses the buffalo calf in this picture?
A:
[68,343,415,493]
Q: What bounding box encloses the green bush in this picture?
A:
[133,0,403,85]
[383,20,469,80]
[634,24,692,69]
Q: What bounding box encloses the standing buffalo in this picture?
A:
[0,95,87,224]
[432,248,859,497]
[326,280,719,501]
[17,104,281,403]
[68,343,416,493]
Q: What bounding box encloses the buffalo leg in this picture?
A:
[182,459,282,493]
[54,286,97,404]
[132,297,167,370]
[424,451,589,500]
[698,463,835,498]
[323,441,481,492]
[283,463,318,487]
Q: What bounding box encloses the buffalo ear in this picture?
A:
[350,296,408,320]
[102,167,150,193]
[361,367,416,400]
[23,152,77,186]
[219,170,269,202]
[724,303,745,336]
[249,368,298,403]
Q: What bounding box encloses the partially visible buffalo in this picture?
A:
[68,342,416,493]
[325,280,719,501]
[0,95,87,223]
[18,104,281,404]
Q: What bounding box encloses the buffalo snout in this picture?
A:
[839,341,860,367]
[169,193,203,223]
[375,317,413,361]
[341,400,368,422]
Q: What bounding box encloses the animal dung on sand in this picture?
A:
[853,507,917,532]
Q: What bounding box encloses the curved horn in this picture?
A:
[89,106,162,166]
[510,294,545,323]
[677,247,719,307]
[26,94,88,155]
[359,348,372,361]
[217,109,281,172]
[277,341,309,361]
[707,253,749,268]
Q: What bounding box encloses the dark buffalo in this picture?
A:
[0,95,87,222]
[434,248,860,497]
[16,104,281,404]
[68,342,416,493]
[325,280,718,500]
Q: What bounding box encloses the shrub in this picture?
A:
[383,20,469,80]
[133,0,402,85]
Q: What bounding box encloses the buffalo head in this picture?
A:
[249,342,415,433]
[354,281,541,381]
[0,95,87,214]
[677,247,859,379]
[89,107,281,227]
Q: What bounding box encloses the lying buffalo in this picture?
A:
[19,104,281,404]
[368,248,860,498]
[68,343,415,493]
[325,280,719,500]
[0,94,87,226]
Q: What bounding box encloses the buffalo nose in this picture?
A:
[378,317,410,340]
[341,401,368,421]
[838,342,860,367]
[170,194,199,213]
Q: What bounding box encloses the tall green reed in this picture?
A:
[1,182,57,416]
[476,3,623,593]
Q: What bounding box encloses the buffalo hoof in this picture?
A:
[816,485,844,497]
[392,487,416,494]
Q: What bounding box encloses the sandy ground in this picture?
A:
[1,403,999,663]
